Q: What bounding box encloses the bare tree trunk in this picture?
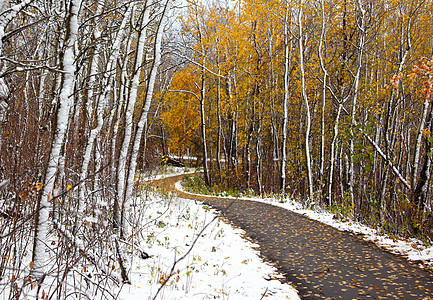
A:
[412,94,433,233]
[412,97,429,188]
[216,68,222,179]
[78,1,105,216]
[328,105,342,206]
[256,128,263,195]
[200,71,210,186]
[79,3,133,213]
[123,0,169,236]
[318,0,327,194]
[348,0,366,213]
[281,4,290,196]
[116,3,148,232]
[298,0,313,199]
[32,0,81,282]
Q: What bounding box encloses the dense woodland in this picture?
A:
[0,0,172,297]
[159,0,433,239]
[0,0,432,298]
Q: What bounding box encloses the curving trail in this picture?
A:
[152,174,433,299]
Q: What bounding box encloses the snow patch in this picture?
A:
[118,193,300,299]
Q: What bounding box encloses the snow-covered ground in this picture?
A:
[119,190,300,299]
[5,165,430,299]
[175,176,433,270]
[105,166,298,299]
[0,166,300,300]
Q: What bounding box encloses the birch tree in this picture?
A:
[123,0,171,236]
[280,1,290,195]
[157,0,433,238]
[297,0,313,199]
[78,3,133,217]
[32,0,81,282]
[347,0,366,212]
[116,2,149,233]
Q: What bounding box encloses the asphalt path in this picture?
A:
[152,174,433,299]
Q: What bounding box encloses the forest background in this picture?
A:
[0,0,433,298]
[160,0,433,240]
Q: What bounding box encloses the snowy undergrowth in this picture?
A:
[177,182,433,270]
[120,191,299,299]
[0,166,299,300]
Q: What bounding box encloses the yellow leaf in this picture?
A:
[67,184,72,191]
[36,182,43,190]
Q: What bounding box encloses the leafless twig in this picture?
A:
[152,199,236,300]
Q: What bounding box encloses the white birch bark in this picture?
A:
[256,130,263,195]
[200,70,210,186]
[318,0,327,187]
[348,0,366,210]
[412,99,429,189]
[32,0,81,280]
[78,3,133,216]
[111,35,133,176]
[0,0,9,14]
[78,1,104,213]
[281,3,289,195]
[216,61,222,175]
[116,2,150,228]
[298,0,313,199]
[194,17,210,186]
[328,105,342,206]
[123,0,170,236]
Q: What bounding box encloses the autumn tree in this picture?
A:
[160,0,433,239]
